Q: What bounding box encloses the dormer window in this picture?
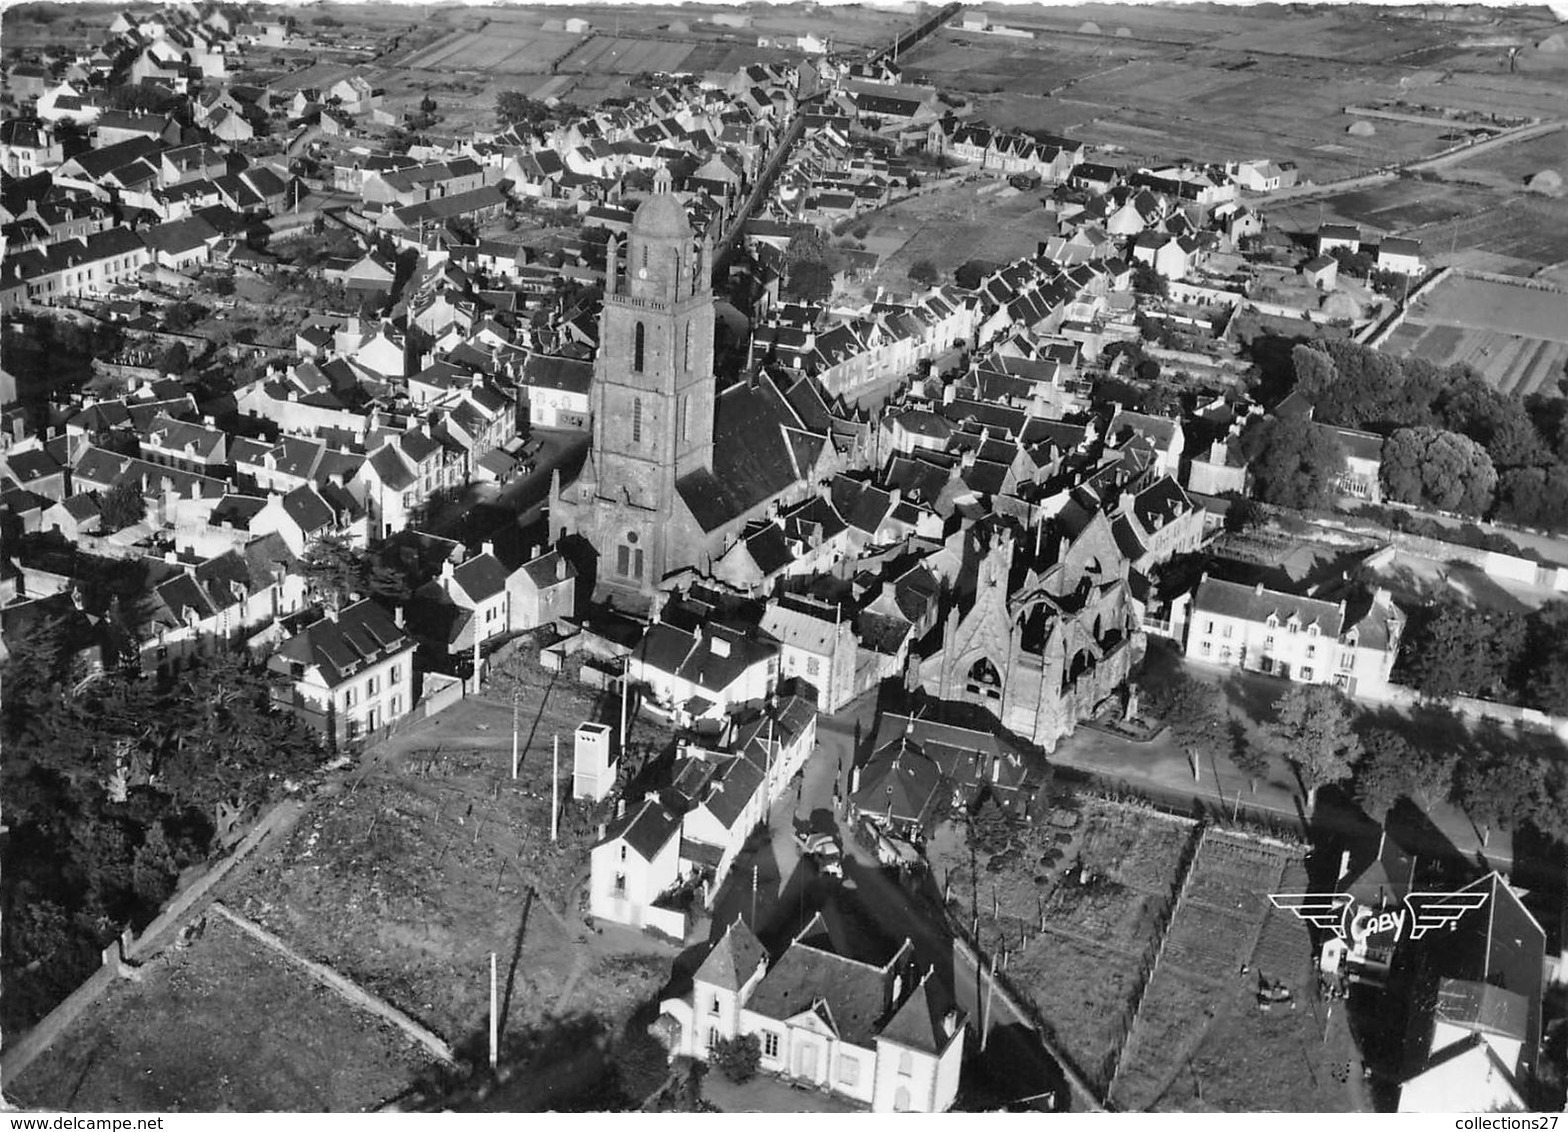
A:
[1307,624,1319,637]
[1265,615,1277,629]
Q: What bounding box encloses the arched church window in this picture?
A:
[641,244,648,269]
[633,322,644,372]
[683,321,691,373]
[632,397,642,444]
[681,395,690,442]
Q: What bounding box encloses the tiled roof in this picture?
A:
[1192,576,1344,636]
[273,599,411,687]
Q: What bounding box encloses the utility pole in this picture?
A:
[751,864,758,926]
[551,733,560,842]
[489,951,498,1070]
[619,672,629,761]
[511,687,519,779]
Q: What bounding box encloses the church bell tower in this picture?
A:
[584,179,716,606]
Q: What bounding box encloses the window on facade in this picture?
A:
[1306,645,1316,660]
[1288,622,1299,634]
[344,687,357,708]
[683,321,691,372]
[367,675,379,695]
[1308,624,1319,637]
[1220,647,1232,662]
[1302,667,1314,681]
[391,664,401,683]
[1221,625,1232,638]
[1340,652,1356,671]
[706,1028,720,1051]
[806,656,821,676]
[632,397,642,443]
[1266,615,1277,629]
[837,1056,860,1087]
[898,1050,913,1076]
[1200,641,1211,655]
[709,995,721,1016]
[616,544,631,577]
[633,323,645,372]
[613,872,626,895]
[762,1031,780,1059]
[390,695,401,715]
[641,244,648,269]
[633,549,644,579]
[1264,635,1275,650]
[1205,620,1214,635]
[346,719,360,739]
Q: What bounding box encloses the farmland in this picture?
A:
[1121,850,1365,1112]
[1380,274,1568,396]
[9,914,433,1112]
[930,797,1196,1091]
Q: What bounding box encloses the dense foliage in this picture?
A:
[1379,426,1497,517]
[1238,414,1347,510]
[0,624,326,1033]
[710,1034,761,1083]
[1393,599,1568,714]
[1289,341,1568,531]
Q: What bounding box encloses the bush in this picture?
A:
[908,258,939,287]
[710,1034,760,1083]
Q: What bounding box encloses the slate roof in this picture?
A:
[450,552,509,604]
[877,972,963,1055]
[523,353,593,395]
[1192,576,1345,636]
[745,925,893,1046]
[676,375,809,534]
[1434,979,1528,1043]
[273,599,412,687]
[597,796,681,861]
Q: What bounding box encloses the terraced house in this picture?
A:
[268,599,416,743]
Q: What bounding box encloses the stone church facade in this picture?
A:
[922,510,1142,752]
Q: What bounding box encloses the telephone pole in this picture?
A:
[550,733,560,842]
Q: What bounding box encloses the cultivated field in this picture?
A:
[1440,125,1568,192]
[9,914,433,1112]
[227,647,677,1063]
[401,28,581,74]
[931,798,1195,1090]
[1136,853,1364,1112]
[1381,274,1568,396]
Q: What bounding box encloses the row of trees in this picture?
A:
[1291,341,1568,528]
[1149,672,1567,844]
[1395,599,1568,714]
[1,619,326,1032]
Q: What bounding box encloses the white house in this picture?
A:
[629,621,780,727]
[268,599,416,743]
[1377,237,1423,277]
[656,913,966,1112]
[1184,576,1404,700]
[759,596,857,713]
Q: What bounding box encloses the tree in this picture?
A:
[495,91,554,128]
[1239,416,1346,511]
[1454,747,1550,846]
[1267,685,1362,814]
[710,1033,761,1083]
[1131,262,1168,298]
[783,259,834,304]
[98,480,147,533]
[1394,602,1525,702]
[159,340,190,376]
[1352,728,1455,818]
[908,258,939,287]
[1520,601,1568,715]
[1380,426,1497,516]
[1151,670,1227,780]
[302,531,364,611]
[968,790,1019,855]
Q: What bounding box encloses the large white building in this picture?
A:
[1183,576,1404,700]
[655,914,966,1112]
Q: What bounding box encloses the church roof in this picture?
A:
[676,375,808,534]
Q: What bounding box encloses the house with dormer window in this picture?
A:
[268,599,416,742]
[1184,575,1404,699]
[654,913,966,1112]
